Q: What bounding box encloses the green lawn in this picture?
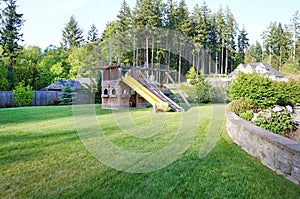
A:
[0,105,300,198]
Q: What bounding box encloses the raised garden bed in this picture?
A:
[226,111,300,185]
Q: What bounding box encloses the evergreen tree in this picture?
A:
[133,0,162,29]
[115,0,133,65]
[192,2,211,74]
[262,22,292,70]
[193,2,211,48]
[235,25,249,67]
[116,0,132,33]
[176,0,192,37]
[164,0,177,30]
[291,10,300,62]
[0,0,25,89]
[59,82,74,105]
[87,24,100,43]
[175,0,193,80]
[61,15,85,48]
[237,26,249,60]
[245,41,262,63]
[207,14,218,74]
[215,7,225,74]
[224,7,237,73]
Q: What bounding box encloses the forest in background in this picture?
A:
[0,0,300,91]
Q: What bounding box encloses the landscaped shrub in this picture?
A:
[240,110,253,121]
[210,86,227,103]
[12,81,34,106]
[185,66,197,85]
[275,80,300,106]
[229,73,277,109]
[229,73,300,108]
[252,105,294,135]
[194,75,211,103]
[228,97,255,115]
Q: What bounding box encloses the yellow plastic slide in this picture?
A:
[122,75,169,111]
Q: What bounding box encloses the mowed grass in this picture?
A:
[0,105,300,198]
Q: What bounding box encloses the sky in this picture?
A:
[16,0,300,49]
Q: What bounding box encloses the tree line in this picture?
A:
[0,0,300,91]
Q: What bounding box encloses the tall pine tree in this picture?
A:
[61,15,84,48]
[87,24,100,43]
[0,0,25,89]
[237,25,249,62]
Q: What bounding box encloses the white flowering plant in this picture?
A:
[251,105,294,135]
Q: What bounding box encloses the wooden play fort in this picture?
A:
[94,65,189,112]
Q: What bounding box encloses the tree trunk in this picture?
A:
[215,53,218,74]
[208,49,211,74]
[202,48,205,74]
[178,44,182,83]
[225,45,228,74]
[221,39,224,74]
[136,48,139,66]
[293,30,296,62]
[146,35,149,68]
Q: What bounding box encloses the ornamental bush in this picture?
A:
[229,73,300,108]
[240,110,253,121]
[252,105,294,135]
[229,73,277,109]
[228,97,255,115]
[194,75,211,103]
[275,80,300,106]
[13,81,34,106]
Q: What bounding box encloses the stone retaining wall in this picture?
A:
[226,111,300,185]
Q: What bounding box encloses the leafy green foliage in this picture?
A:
[194,75,211,103]
[280,62,300,75]
[229,73,277,109]
[253,106,294,135]
[210,86,228,103]
[245,41,262,63]
[59,82,74,105]
[12,81,34,106]
[15,46,42,89]
[229,73,300,108]
[228,97,255,115]
[0,61,9,90]
[239,110,253,121]
[95,75,102,104]
[185,66,197,85]
[275,80,300,106]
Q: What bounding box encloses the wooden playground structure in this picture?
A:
[93,65,190,112]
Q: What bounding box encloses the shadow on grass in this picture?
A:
[0,131,79,165]
[0,104,113,125]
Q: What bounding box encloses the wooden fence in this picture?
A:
[0,91,92,108]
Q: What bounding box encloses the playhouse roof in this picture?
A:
[40,78,96,91]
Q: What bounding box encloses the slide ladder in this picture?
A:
[137,71,184,112]
[143,82,184,112]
